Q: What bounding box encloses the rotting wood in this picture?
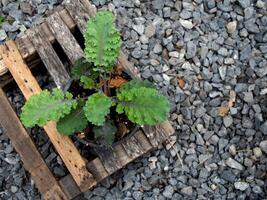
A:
[0,9,76,80]
[94,147,122,174]
[87,158,109,182]
[142,121,175,147]
[121,131,147,159]
[63,0,90,33]
[79,0,97,17]
[27,24,70,88]
[47,12,84,64]
[0,89,68,200]
[0,40,96,192]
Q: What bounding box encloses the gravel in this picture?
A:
[1,0,267,199]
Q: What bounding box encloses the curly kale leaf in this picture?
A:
[71,58,97,80]
[21,89,77,127]
[84,11,121,71]
[80,75,96,90]
[93,120,117,146]
[83,93,112,126]
[118,80,155,92]
[57,101,87,135]
[116,86,170,125]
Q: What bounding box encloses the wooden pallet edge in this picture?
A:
[0,40,97,192]
[0,8,76,78]
[0,89,69,200]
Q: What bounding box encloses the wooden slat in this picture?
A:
[47,12,84,64]
[142,121,175,147]
[94,147,122,174]
[117,52,141,80]
[16,35,35,60]
[121,131,148,159]
[27,24,70,88]
[114,131,152,165]
[59,175,81,199]
[79,0,97,17]
[0,89,68,200]
[87,158,109,182]
[63,0,90,33]
[0,41,96,192]
[0,9,76,87]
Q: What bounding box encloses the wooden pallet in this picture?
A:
[0,0,175,199]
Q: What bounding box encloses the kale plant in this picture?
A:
[21,11,170,146]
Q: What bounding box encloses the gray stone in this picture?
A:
[244,7,254,19]
[180,10,192,19]
[243,92,254,103]
[0,29,7,41]
[9,10,23,21]
[259,140,267,153]
[145,24,156,38]
[132,24,144,35]
[252,185,263,194]
[11,185,18,193]
[223,116,233,128]
[180,186,193,196]
[238,0,251,8]
[226,158,244,170]
[244,19,260,33]
[132,191,143,200]
[218,138,229,151]
[179,19,194,29]
[253,147,262,158]
[218,47,228,56]
[234,182,249,191]
[153,43,162,54]
[186,41,197,59]
[260,121,267,135]
[163,185,174,199]
[221,170,236,182]
[240,46,252,60]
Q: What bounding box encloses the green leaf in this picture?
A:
[83,93,112,126]
[118,80,155,92]
[71,58,96,80]
[21,89,77,127]
[80,75,96,89]
[117,87,170,125]
[57,101,87,135]
[84,11,121,70]
[93,120,117,146]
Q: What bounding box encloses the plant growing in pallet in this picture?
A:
[21,11,170,147]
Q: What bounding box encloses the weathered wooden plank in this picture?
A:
[0,89,68,200]
[94,147,122,175]
[117,51,141,80]
[142,121,175,147]
[0,9,76,86]
[59,175,81,199]
[79,0,97,17]
[0,40,96,192]
[47,12,84,64]
[16,35,35,60]
[27,24,70,88]
[121,131,147,159]
[87,158,109,182]
[63,0,90,33]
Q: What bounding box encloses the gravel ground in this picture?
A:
[1,0,267,199]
